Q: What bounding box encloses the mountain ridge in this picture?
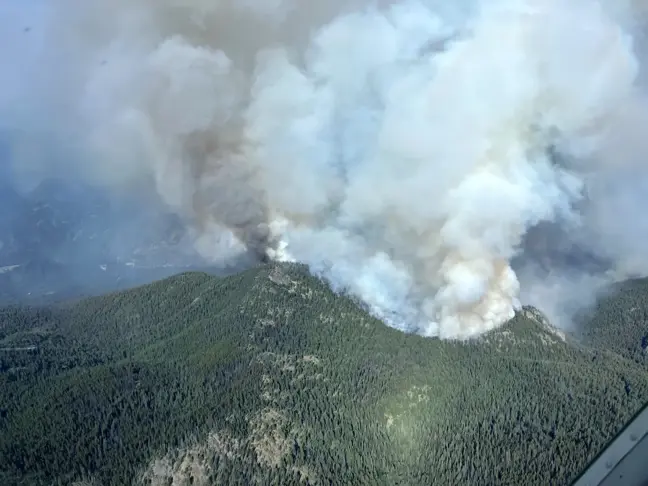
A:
[1,262,647,485]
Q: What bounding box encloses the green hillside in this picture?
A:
[1,263,647,485]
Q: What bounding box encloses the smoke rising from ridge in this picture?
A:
[4,0,648,337]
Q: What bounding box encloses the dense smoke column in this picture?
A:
[244,0,643,338]
[6,0,648,338]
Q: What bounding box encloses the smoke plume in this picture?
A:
[4,0,648,338]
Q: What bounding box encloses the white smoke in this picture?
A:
[6,0,648,338]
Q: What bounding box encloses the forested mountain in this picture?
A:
[1,262,647,485]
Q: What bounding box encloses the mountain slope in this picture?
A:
[1,263,647,485]
[577,278,648,366]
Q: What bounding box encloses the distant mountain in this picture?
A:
[1,262,647,485]
[0,177,218,303]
